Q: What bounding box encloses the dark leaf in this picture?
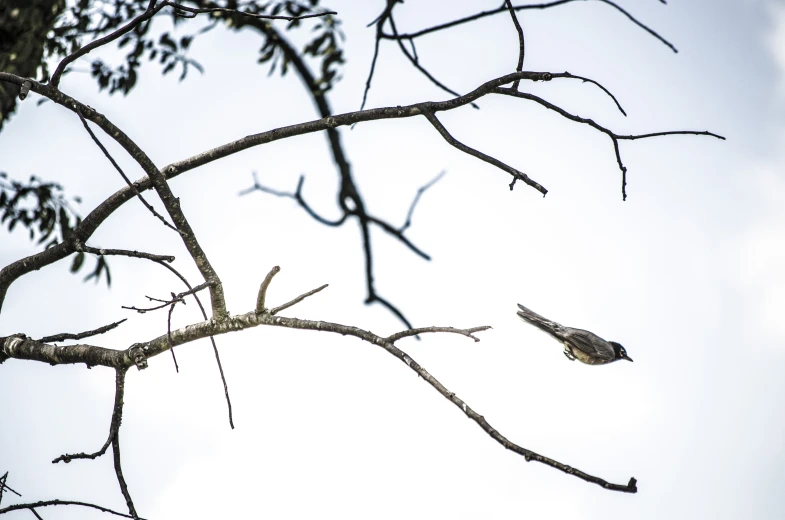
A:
[71,251,85,273]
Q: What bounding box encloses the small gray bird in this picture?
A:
[517,303,633,365]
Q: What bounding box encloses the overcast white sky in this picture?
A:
[2,1,784,519]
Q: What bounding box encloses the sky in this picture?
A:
[1,0,784,519]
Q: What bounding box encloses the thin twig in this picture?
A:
[169,3,336,22]
[505,0,526,90]
[366,216,430,260]
[0,472,21,498]
[386,14,476,107]
[149,259,233,429]
[75,242,175,263]
[381,0,677,53]
[38,319,127,344]
[421,109,547,195]
[400,170,445,233]
[109,368,137,518]
[494,87,724,198]
[270,284,329,315]
[359,0,400,110]
[556,71,627,115]
[52,366,128,467]
[167,297,180,373]
[387,325,492,343]
[240,173,347,227]
[75,109,178,232]
[122,282,212,313]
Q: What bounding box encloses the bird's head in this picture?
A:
[611,341,633,362]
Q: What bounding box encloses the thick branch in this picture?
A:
[0,500,139,518]
[1,295,634,493]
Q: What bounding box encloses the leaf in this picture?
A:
[70,251,85,273]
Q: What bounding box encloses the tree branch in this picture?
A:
[38,319,127,344]
[0,500,140,518]
[0,69,720,310]
[1,282,634,493]
[421,109,547,194]
[381,0,676,53]
[75,109,178,232]
[109,369,136,519]
[494,87,724,198]
[505,0,526,90]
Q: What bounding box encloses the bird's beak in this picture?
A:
[623,354,634,362]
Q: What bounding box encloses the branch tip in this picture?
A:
[256,266,281,314]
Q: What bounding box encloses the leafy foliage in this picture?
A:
[38,0,342,95]
[0,173,110,285]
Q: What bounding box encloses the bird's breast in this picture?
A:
[563,343,610,365]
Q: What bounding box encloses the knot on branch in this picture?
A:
[127,343,148,370]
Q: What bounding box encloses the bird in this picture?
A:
[516,303,633,365]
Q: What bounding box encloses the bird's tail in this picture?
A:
[516,303,563,337]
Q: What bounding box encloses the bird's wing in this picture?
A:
[561,327,615,361]
[516,303,567,341]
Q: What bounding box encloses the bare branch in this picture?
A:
[242,173,430,260]
[169,3,336,22]
[167,296,180,373]
[505,0,526,90]
[75,109,179,232]
[52,367,127,468]
[0,472,21,499]
[381,0,676,53]
[387,325,492,343]
[74,242,175,263]
[121,282,212,313]
[2,299,634,493]
[270,284,329,315]
[555,72,627,115]
[50,2,168,87]
[108,369,137,518]
[0,69,718,312]
[137,309,632,492]
[240,174,347,227]
[359,10,384,111]
[400,170,445,233]
[256,266,281,314]
[365,215,431,260]
[0,500,140,518]
[494,87,724,198]
[38,319,127,344]
[421,109,548,195]
[147,257,234,429]
[386,13,473,105]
